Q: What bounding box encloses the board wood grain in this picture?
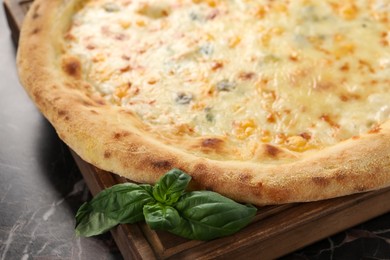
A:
[4,0,390,259]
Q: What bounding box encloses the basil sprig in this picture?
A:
[75,169,257,240]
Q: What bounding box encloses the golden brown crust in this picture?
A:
[17,0,390,205]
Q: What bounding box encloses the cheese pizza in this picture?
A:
[17,0,390,205]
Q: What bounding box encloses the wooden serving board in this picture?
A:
[5,0,390,258]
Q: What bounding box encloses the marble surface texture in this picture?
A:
[1,6,390,260]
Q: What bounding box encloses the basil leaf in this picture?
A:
[75,183,155,237]
[143,203,181,230]
[168,191,257,240]
[153,168,191,205]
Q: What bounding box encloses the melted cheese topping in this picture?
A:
[65,0,390,160]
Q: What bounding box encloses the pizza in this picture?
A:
[17,0,390,205]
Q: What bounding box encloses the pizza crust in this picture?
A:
[17,0,390,205]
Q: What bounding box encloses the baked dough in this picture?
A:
[17,0,390,205]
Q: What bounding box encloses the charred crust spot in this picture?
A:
[81,100,95,107]
[151,160,172,170]
[201,138,223,149]
[250,183,263,196]
[335,172,347,182]
[267,187,290,203]
[113,131,131,139]
[104,150,112,159]
[33,4,40,12]
[31,28,40,35]
[57,110,70,121]
[32,13,40,19]
[58,110,68,117]
[265,144,281,157]
[194,163,207,173]
[31,4,40,20]
[238,173,253,183]
[33,91,41,102]
[62,56,82,79]
[192,163,209,188]
[354,185,367,192]
[312,176,330,186]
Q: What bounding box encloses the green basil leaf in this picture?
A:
[153,168,191,205]
[75,183,155,237]
[143,203,181,230]
[168,191,257,240]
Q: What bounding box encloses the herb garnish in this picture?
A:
[75,169,257,240]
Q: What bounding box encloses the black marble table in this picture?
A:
[1,7,390,259]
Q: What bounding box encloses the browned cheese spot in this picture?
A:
[339,93,361,102]
[61,56,82,79]
[211,61,223,71]
[238,71,256,81]
[320,114,340,128]
[368,124,381,134]
[265,144,281,157]
[300,132,311,140]
[201,138,223,149]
